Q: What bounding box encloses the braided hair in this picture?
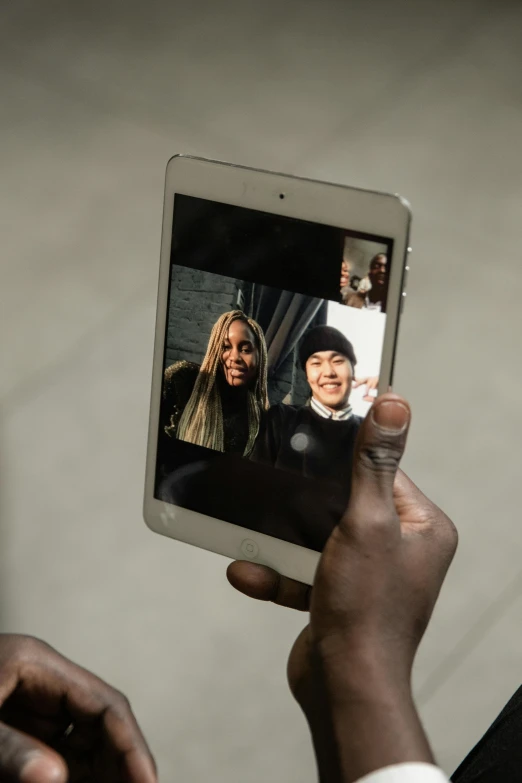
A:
[176,310,269,456]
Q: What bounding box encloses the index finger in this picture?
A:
[8,641,157,783]
[61,669,156,783]
[227,561,311,611]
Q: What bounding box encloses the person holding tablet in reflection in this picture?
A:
[159,310,269,466]
[251,325,362,492]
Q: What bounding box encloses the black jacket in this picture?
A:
[157,361,250,477]
[251,403,362,490]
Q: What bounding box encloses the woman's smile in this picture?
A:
[221,320,259,387]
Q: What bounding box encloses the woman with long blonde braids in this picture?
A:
[161,310,268,458]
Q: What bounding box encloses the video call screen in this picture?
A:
[155,194,394,552]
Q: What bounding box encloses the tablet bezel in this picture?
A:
[143,155,411,585]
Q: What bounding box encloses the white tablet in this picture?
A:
[144,155,411,585]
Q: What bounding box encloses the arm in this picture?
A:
[307,667,437,783]
[229,395,457,783]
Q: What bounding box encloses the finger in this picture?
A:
[394,470,459,545]
[98,700,157,783]
[346,393,411,527]
[393,470,435,526]
[0,720,67,782]
[0,709,70,748]
[394,469,422,500]
[60,682,156,783]
[1,640,157,783]
[227,562,311,611]
[352,378,365,388]
[393,470,444,522]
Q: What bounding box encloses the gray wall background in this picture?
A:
[2,1,522,780]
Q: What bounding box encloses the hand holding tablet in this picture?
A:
[228,394,458,783]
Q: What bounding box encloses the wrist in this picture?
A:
[302,642,432,783]
[314,635,413,706]
[309,694,433,783]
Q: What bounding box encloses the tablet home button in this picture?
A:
[241,539,259,559]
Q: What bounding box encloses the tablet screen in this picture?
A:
[155,194,394,552]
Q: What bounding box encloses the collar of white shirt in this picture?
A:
[310,396,353,421]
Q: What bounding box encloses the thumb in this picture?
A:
[347,394,411,524]
[0,721,67,782]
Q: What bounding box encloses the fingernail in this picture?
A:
[371,400,410,433]
[21,752,66,783]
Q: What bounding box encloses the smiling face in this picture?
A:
[340,260,351,290]
[369,254,387,287]
[305,350,353,411]
[221,319,259,387]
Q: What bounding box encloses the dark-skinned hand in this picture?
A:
[227,393,457,778]
[0,634,157,783]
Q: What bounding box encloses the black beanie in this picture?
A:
[299,325,357,370]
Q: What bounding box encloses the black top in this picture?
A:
[157,375,362,552]
[157,396,362,553]
[451,684,522,781]
[157,361,250,476]
[251,403,363,490]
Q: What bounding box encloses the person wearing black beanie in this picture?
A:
[251,325,363,507]
[298,325,357,373]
